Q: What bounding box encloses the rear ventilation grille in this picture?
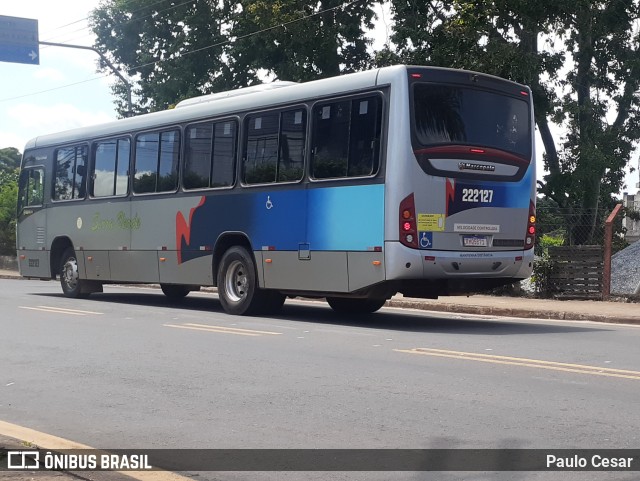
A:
[36,227,45,244]
[492,239,524,247]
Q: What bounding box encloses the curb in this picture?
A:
[385,298,640,325]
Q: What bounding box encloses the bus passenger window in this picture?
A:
[244,113,279,184]
[134,129,180,194]
[185,124,213,189]
[158,131,180,192]
[92,138,130,197]
[212,121,236,187]
[311,96,380,180]
[311,100,350,179]
[116,139,130,195]
[348,98,381,176]
[184,120,236,189]
[278,110,305,182]
[135,133,159,194]
[243,109,305,185]
[54,146,87,200]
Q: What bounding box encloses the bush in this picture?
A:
[532,234,564,297]
[0,170,18,255]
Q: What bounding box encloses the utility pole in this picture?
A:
[39,41,133,117]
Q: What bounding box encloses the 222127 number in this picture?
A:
[461,188,493,203]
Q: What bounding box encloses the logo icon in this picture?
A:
[419,232,433,249]
[8,451,40,469]
[458,162,495,172]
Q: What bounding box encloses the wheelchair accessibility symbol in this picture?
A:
[419,231,433,249]
[265,196,274,210]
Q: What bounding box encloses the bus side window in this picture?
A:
[158,130,180,192]
[18,167,44,213]
[348,97,381,176]
[244,112,280,184]
[212,121,236,187]
[311,95,381,180]
[311,100,350,179]
[278,109,305,182]
[92,138,130,197]
[184,123,214,189]
[134,130,179,194]
[243,109,306,185]
[54,146,87,201]
[29,169,44,205]
[184,120,236,190]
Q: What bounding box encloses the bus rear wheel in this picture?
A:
[59,247,90,299]
[217,246,267,315]
[326,297,387,314]
[263,291,286,314]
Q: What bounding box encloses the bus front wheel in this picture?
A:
[59,247,90,299]
[217,246,266,315]
[326,297,387,314]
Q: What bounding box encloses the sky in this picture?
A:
[0,0,116,151]
[0,1,637,196]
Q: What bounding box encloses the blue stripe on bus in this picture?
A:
[179,183,384,262]
[306,184,384,251]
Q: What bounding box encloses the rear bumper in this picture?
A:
[385,241,533,281]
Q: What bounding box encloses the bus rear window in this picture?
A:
[412,84,531,158]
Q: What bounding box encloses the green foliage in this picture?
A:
[90,0,378,115]
[0,148,21,255]
[0,147,21,171]
[535,197,567,252]
[532,234,565,298]
[244,163,276,184]
[385,0,640,245]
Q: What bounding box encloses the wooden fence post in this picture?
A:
[603,203,623,300]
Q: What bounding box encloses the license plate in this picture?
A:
[463,235,488,247]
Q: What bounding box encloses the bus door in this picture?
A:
[16,166,48,278]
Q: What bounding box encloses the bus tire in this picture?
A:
[217,246,266,315]
[263,291,286,314]
[59,247,90,299]
[326,297,386,314]
[161,284,191,299]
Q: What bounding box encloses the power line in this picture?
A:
[0,0,362,104]
[40,0,198,44]
[124,0,359,73]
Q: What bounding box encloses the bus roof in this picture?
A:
[23,65,528,150]
[24,66,400,150]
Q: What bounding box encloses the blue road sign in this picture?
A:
[0,15,39,65]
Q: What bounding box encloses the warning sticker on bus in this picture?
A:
[418,213,445,232]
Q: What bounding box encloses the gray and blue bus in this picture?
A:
[17,65,536,315]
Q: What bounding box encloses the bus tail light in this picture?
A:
[399,194,418,248]
[525,201,536,250]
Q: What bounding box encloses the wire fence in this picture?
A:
[536,206,619,252]
[531,205,626,299]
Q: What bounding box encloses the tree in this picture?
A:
[0,147,21,171]
[0,147,21,255]
[230,0,376,82]
[90,0,378,115]
[383,0,640,244]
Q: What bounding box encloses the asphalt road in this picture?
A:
[1,279,639,481]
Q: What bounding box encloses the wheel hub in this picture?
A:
[62,257,79,291]
[225,260,248,303]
